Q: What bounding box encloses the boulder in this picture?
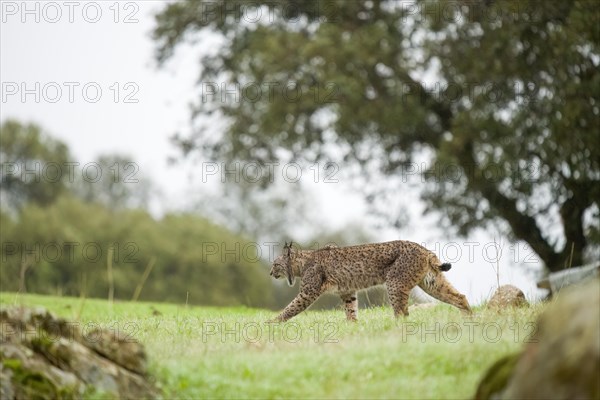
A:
[537,262,600,297]
[487,285,528,309]
[503,278,600,399]
[474,353,520,400]
[0,306,160,399]
[475,278,600,399]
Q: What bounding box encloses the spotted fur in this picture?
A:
[269,240,471,322]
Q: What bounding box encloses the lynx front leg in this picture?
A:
[340,292,358,321]
[270,267,324,322]
[272,291,320,322]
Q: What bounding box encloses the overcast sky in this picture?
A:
[0,1,544,304]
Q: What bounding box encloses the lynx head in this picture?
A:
[270,241,295,287]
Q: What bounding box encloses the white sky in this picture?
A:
[0,1,545,304]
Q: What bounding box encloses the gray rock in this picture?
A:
[0,306,160,399]
[82,328,148,374]
[537,262,600,296]
[487,285,528,310]
[502,278,600,399]
[475,278,600,399]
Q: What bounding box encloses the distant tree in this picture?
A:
[153,0,599,271]
[72,154,154,211]
[0,120,275,307]
[1,195,275,307]
[189,165,325,244]
[0,120,71,210]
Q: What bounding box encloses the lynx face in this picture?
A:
[270,243,295,286]
[269,255,296,286]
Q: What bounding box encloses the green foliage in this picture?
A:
[72,154,153,211]
[1,120,71,210]
[153,0,599,271]
[0,195,274,308]
[420,0,600,271]
[0,119,275,308]
[0,356,79,400]
[2,292,546,399]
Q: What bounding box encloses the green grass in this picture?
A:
[0,292,545,399]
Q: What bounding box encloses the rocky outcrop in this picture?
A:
[537,262,600,297]
[0,306,160,399]
[476,278,600,399]
[487,285,528,309]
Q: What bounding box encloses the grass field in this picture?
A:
[0,292,545,399]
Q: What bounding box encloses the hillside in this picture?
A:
[0,292,544,399]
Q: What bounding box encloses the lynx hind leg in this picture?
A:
[340,292,358,321]
[419,271,471,314]
[386,284,411,317]
[385,260,428,317]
